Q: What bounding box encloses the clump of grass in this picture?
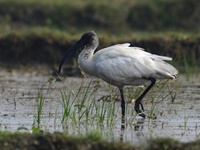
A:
[0,130,140,150]
[61,79,93,126]
[59,78,121,133]
[60,90,74,124]
[31,74,181,143]
[33,77,57,129]
[36,94,45,128]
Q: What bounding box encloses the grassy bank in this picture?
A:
[0,131,138,150]
[0,131,200,150]
[0,0,199,31]
[0,29,199,74]
[0,0,199,73]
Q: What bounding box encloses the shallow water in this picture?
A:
[0,70,200,146]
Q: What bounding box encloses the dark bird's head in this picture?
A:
[58,31,98,73]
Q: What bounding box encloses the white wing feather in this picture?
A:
[94,44,177,85]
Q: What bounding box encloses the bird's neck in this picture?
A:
[78,47,96,76]
[80,47,94,60]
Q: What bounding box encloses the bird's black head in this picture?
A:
[80,31,98,48]
[58,31,98,73]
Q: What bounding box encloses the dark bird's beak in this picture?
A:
[58,39,85,73]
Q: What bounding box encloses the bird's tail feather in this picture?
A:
[155,62,178,79]
[153,55,172,61]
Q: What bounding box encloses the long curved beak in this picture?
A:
[58,39,85,73]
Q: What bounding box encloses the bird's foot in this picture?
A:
[135,102,146,118]
[138,112,146,118]
[135,109,146,118]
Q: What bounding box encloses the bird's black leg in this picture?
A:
[119,89,125,130]
[138,101,144,111]
[135,77,156,118]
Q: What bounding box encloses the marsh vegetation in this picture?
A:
[0,0,200,149]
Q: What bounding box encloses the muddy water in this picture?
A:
[0,69,200,146]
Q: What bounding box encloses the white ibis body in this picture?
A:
[59,31,178,118]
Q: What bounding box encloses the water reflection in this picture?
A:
[134,118,145,132]
[120,117,125,142]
